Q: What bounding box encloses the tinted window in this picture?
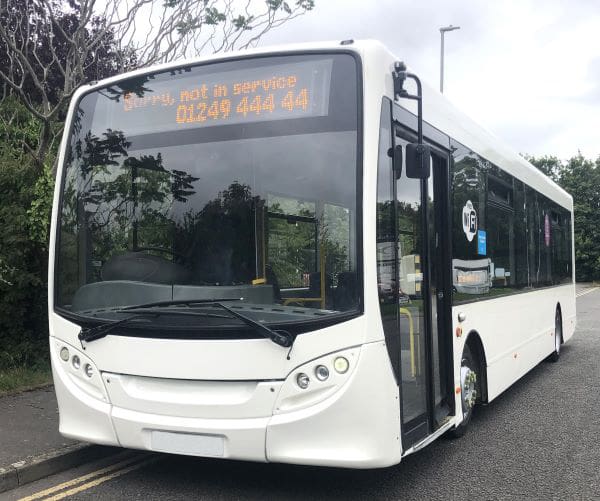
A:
[451,139,573,304]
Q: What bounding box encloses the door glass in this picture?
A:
[267,195,318,289]
[396,166,428,424]
[428,159,442,412]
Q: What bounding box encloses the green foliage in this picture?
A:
[0,96,42,158]
[205,6,226,25]
[0,364,52,394]
[27,163,55,248]
[0,151,50,370]
[525,154,562,183]
[528,153,600,281]
[558,154,600,281]
[232,15,254,30]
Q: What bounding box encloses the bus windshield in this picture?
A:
[55,53,361,331]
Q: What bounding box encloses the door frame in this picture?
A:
[392,122,454,450]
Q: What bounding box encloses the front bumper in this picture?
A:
[51,340,401,468]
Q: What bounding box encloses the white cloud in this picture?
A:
[259,0,600,160]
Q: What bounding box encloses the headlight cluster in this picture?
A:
[295,357,350,390]
[59,346,93,378]
[53,341,107,402]
[273,349,359,414]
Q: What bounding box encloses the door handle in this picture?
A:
[437,291,444,300]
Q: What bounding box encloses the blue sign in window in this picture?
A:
[477,230,487,255]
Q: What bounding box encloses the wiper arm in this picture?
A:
[119,297,243,311]
[78,309,233,344]
[79,297,243,343]
[118,297,294,347]
[79,313,156,344]
[77,299,294,349]
[212,302,294,348]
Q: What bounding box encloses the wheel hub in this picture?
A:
[460,365,477,417]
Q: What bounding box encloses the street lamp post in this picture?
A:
[439,25,460,93]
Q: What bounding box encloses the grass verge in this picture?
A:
[0,365,52,395]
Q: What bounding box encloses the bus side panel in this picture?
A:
[453,284,575,403]
[561,283,577,343]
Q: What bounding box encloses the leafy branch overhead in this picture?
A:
[0,0,315,170]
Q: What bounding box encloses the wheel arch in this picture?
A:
[464,330,489,404]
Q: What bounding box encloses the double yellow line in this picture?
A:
[19,453,157,501]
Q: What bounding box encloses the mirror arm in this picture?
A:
[392,62,424,146]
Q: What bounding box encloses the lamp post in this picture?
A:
[439,25,460,93]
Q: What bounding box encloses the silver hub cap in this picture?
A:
[460,365,477,418]
[555,323,561,354]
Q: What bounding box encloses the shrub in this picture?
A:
[0,152,53,370]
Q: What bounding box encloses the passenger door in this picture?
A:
[391,131,452,450]
[377,100,454,451]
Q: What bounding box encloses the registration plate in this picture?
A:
[150,430,225,457]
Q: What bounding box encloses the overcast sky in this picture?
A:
[258,0,599,161]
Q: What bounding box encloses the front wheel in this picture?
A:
[448,343,479,438]
[548,309,562,363]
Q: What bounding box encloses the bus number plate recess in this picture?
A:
[150,430,225,457]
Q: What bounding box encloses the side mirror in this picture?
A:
[405,143,431,179]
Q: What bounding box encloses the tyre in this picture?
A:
[548,309,562,363]
[448,343,480,438]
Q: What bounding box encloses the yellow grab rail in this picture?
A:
[399,307,418,377]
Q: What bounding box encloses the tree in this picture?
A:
[528,152,600,282]
[0,0,315,170]
[557,154,600,281]
[525,154,563,183]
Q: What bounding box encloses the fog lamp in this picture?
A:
[333,356,349,374]
[60,347,69,362]
[296,373,310,389]
[315,365,329,381]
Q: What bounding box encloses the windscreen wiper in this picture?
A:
[78,308,232,344]
[119,298,293,347]
[79,313,157,344]
[210,302,294,348]
[78,299,294,348]
[118,297,243,311]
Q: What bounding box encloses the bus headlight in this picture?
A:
[333,357,349,374]
[296,373,310,389]
[315,365,329,381]
[273,347,360,414]
[51,341,109,402]
[59,347,70,362]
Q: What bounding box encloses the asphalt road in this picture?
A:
[7,287,600,501]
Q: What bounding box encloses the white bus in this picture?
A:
[48,40,576,468]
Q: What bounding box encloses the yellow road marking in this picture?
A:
[42,457,157,501]
[18,453,148,501]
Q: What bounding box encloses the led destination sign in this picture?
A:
[92,58,333,137]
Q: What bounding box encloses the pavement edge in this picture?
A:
[0,443,120,494]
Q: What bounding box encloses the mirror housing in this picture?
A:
[405,143,431,179]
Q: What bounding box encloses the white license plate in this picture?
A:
[150,430,225,457]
